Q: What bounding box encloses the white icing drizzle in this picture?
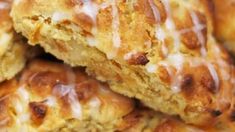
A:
[166,54,185,93]
[156,27,166,42]
[14,86,31,130]
[123,50,137,60]
[13,0,22,5]
[86,36,97,46]
[178,25,206,35]
[148,0,161,23]
[146,64,157,73]
[111,0,121,48]
[161,43,168,57]
[167,54,185,70]
[206,63,219,92]
[52,12,69,23]
[53,84,72,97]
[19,114,30,122]
[171,75,183,93]
[99,1,112,10]
[77,0,121,58]
[0,32,12,56]
[144,40,152,48]
[162,0,181,52]
[107,48,118,59]
[17,86,29,102]
[53,84,82,119]
[190,11,207,56]
[88,97,101,108]
[14,99,23,114]
[75,0,99,24]
[148,0,168,57]
[45,96,57,107]
[68,88,82,119]
[0,1,10,9]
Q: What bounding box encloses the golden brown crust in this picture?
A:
[0,60,234,131]
[11,0,235,125]
[0,60,136,131]
[213,0,235,55]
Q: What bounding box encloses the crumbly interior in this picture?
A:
[0,38,28,81]
[11,0,235,126]
[0,0,29,82]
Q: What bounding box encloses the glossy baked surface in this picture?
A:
[11,0,235,125]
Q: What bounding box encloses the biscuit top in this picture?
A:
[12,0,235,124]
[0,0,13,56]
[0,60,134,131]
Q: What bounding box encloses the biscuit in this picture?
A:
[0,59,135,131]
[11,0,235,125]
[0,0,34,82]
[1,59,235,132]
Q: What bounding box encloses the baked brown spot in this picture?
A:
[29,102,47,125]
[230,109,235,122]
[75,80,98,102]
[66,0,82,7]
[127,52,149,65]
[200,75,216,94]
[210,110,222,117]
[73,12,93,33]
[54,40,69,52]
[154,119,177,132]
[181,74,195,97]
[121,110,143,130]
[181,74,194,88]
[0,99,11,126]
[158,66,170,84]
[134,0,166,24]
[44,17,51,24]
[31,16,39,21]
[27,71,67,97]
[30,23,42,43]
[181,31,201,49]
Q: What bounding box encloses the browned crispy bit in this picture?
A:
[27,71,67,97]
[210,110,222,117]
[54,40,69,52]
[181,74,194,89]
[158,66,171,84]
[75,80,98,101]
[121,110,143,130]
[134,0,166,24]
[29,102,47,125]
[230,109,235,122]
[181,74,195,97]
[200,75,216,94]
[127,52,149,65]
[181,31,201,49]
[154,119,177,132]
[73,12,93,33]
[66,0,82,7]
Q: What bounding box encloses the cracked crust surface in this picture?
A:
[11,0,235,125]
[1,59,235,132]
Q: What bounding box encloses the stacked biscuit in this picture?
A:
[0,0,235,131]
